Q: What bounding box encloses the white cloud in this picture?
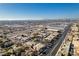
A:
[0,17,44,20]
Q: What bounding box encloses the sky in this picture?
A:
[0,3,79,20]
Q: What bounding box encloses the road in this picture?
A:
[39,24,72,56]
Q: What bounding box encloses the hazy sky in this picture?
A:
[0,3,79,20]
